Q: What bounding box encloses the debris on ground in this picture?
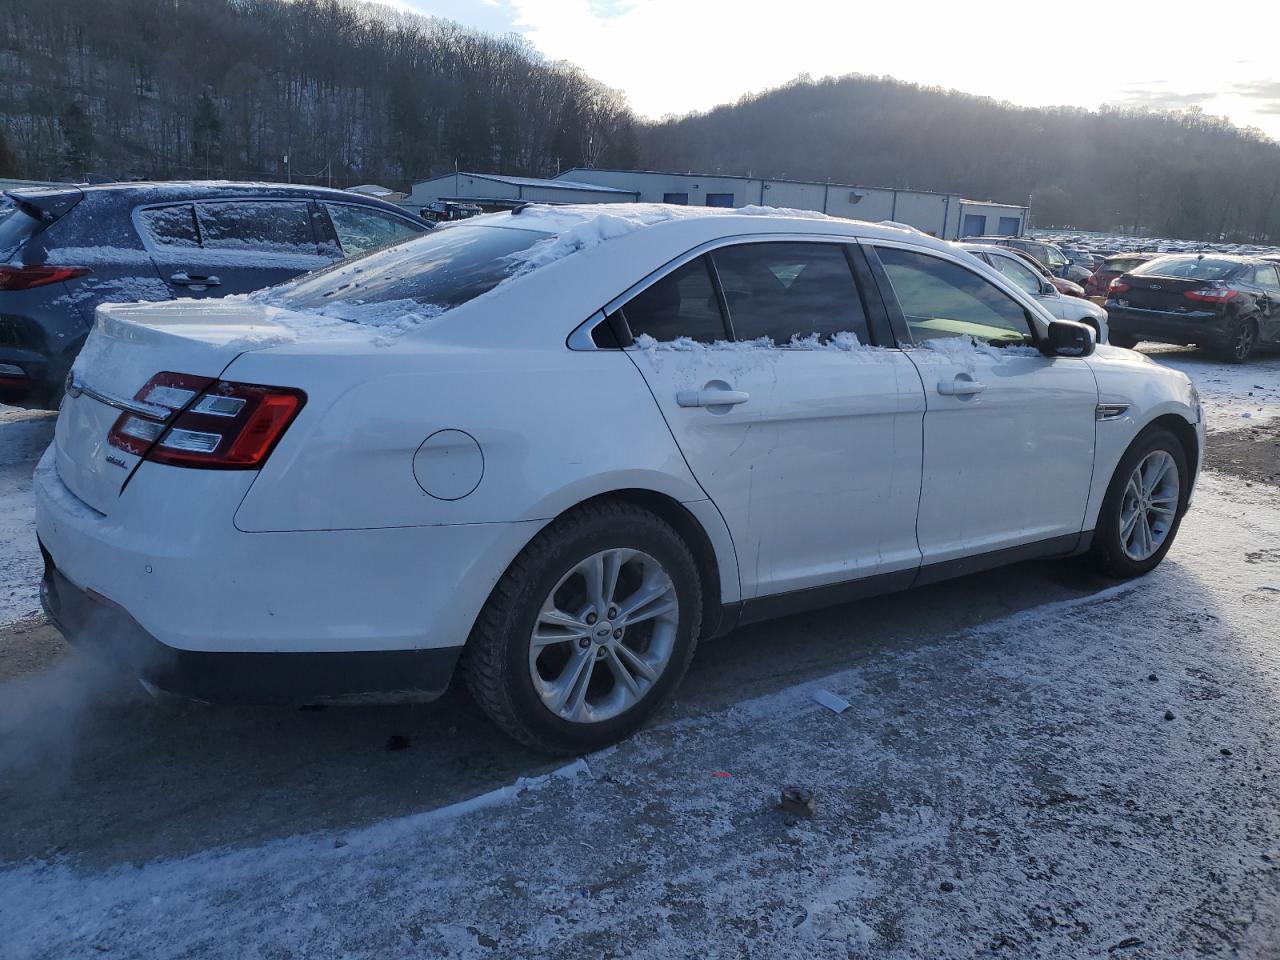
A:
[780,785,815,819]
[812,688,850,713]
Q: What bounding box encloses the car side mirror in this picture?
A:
[1041,319,1095,358]
[1040,279,1057,296]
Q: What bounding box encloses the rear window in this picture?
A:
[272,222,549,313]
[0,201,43,261]
[1102,256,1149,274]
[1132,257,1239,281]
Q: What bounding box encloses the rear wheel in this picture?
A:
[1089,427,1188,579]
[463,500,702,754]
[1109,332,1140,349]
[1216,318,1257,363]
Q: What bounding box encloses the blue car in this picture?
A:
[0,181,430,407]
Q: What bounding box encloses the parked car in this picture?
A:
[421,199,484,223]
[1005,246,1087,298]
[0,181,431,407]
[961,243,1110,342]
[964,236,1091,284]
[1085,252,1158,299]
[37,206,1203,753]
[1106,254,1280,361]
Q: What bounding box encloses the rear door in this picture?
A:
[621,239,926,600]
[143,198,330,298]
[866,242,1097,570]
[1249,263,1280,343]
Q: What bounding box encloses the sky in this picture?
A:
[380,0,1280,142]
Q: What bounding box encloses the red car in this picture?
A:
[1085,253,1158,299]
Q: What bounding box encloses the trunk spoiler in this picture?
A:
[3,186,84,223]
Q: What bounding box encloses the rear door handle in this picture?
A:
[937,378,986,396]
[676,388,750,408]
[170,271,221,287]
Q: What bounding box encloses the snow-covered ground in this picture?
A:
[0,404,55,627]
[3,471,1279,958]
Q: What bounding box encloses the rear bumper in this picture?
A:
[1105,304,1229,346]
[41,548,462,704]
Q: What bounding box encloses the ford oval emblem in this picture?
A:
[1150,284,1162,291]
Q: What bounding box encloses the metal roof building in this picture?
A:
[556,168,1028,240]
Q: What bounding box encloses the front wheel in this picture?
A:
[463,500,703,754]
[1089,427,1189,579]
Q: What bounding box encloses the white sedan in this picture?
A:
[960,241,1111,342]
[35,205,1203,752]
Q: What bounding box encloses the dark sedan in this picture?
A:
[0,182,430,407]
[1105,254,1280,361]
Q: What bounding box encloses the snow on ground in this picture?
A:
[3,473,1279,959]
[1139,344,1280,431]
[0,404,54,627]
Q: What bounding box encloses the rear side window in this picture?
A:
[621,256,726,344]
[323,203,424,257]
[137,204,200,248]
[196,201,317,254]
[1253,263,1280,291]
[711,242,868,344]
[0,201,42,261]
[876,246,1033,345]
[274,222,548,312]
[1132,257,1238,281]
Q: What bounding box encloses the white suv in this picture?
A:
[35,205,1203,752]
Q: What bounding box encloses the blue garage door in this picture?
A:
[962,214,987,237]
[663,192,689,205]
[705,193,735,208]
[997,216,1021,236]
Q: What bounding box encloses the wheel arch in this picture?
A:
[1145,413,1200,494]
[567,489,736,640]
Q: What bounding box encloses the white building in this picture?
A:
[399,169,1028,240]
[558,168,1028,240]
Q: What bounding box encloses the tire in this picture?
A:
[1088,426,1189,579]
[463,500,703,754]
[1109,332,1140,349]
[1215,318,1258,364]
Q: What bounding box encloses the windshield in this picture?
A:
[270,222,551,313]
[1102,256,1149,274]
[1132,256,1240,281]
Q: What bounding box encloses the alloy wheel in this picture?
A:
[1233,323,1256,361]
[528,548,679,723]
[1118,450,1180,562]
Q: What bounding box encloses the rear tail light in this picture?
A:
[1108,278,1130,295]
[107,372,305,469]
[0,264,91,290]
[1184,286,1239,304]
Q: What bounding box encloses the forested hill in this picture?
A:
[641,75,1280,242]
[2,2,1279,243]
[0,0,639,186]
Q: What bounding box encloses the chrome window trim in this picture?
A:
[65,376,170,420]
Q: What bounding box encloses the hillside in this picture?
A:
[641,74,1280,242]
[0,0,638,186]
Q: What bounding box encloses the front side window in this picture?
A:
[876,246,1034,346]
[324,202,424,257]
[988,252,1042,297]
[711,242,869,344]
[196,201,317,254]
[137,204,200,248]
[1252,264,1280,292]
[620,256,726,344]
[1043,246,1068,269]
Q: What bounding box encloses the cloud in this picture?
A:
[1232,79,1280,100]
[1114,86,1215,110]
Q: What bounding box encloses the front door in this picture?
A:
[620,241,926,600]
[867,242,1097,568]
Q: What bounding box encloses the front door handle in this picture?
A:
[170,271,221,287]
[937,377,986,397]
[676,387,750,409]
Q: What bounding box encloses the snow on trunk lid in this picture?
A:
[53,300,291,514]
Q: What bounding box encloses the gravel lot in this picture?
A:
[1,345,1278,959]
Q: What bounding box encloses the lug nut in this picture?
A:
[578,637,590,649]
[613,629,623,639]
[586,612,598,625]
[608,607,618,619]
